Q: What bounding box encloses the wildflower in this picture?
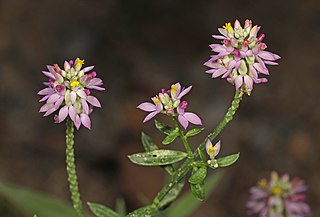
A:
[205,140,221,159]
[246,171,311,217]
[137,82,202,129]
[204,19,280,95]
[38,58,105,130]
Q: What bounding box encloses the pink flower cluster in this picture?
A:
[205,19,280,95]
[247,171,310,217]
[137,83,202,129]
[38,58,105,130]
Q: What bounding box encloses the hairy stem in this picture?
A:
[66,118,85,217]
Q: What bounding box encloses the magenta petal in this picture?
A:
[213,140,221,156]
[184,112,202,125]
[80,113,91,129]
[212,35,226,40]
[58,106,69,122]
[137,102,156,112]
[235,76,243,89]
[143,110,159,123]
[178,85,192,99]
[68,106,77,122]
[54,73,64,83]
[264,61,278,65]
[178,115,188,129]
[249,65,258,79]
[86,96,101,107]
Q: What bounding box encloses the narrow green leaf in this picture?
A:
[190,182,205,201]
[185,128,205,137]
[128,150,187,166]
[0,181,80,217]
[188,166,207,184]
[155,120,174,135]
[126,205,156,217]
[88,202,120,217]
[141,132,158,152]
[167,171,224,217]
[158,179,185,210]
[162,130,179,145]
[217,152,240,167]
[198,149,206,162]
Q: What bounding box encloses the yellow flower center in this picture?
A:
[258,178,268,189]
[152,96,161,105]
[70,80,80,87]
[223,22,233,33]
[272,186,283,195]
[208,145,216,155]
[75,58,85,69]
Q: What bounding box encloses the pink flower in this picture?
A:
[38,58,105,130]
[137,83,202,129]
[246,171,311,217]
[177,101,202,129]
[205,140,221,159]
[205,19,280,95]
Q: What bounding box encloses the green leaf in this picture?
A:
[217,152,240,167]
[141,132,158,152]
[185,128,204,137]
[158,179,185,210]
[141,132,175,175]
[88,202,120,217]
[162,130,179,145]
[190,182,205,201]
[126,205,156,217]
[166,171,224,217]
[188,166,207,184]
[0,181,81,217]
[155,120,174,135]
[128,150,187,166]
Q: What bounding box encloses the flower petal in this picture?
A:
[137,102,156,112]
[235,76,243,89]
[47,93,60,104]
[38,88,54,95]
[58,106,69,123]
[77,89,87,99]
[81,99,89,114]
[68,106,77,123]
[178,85,192,99]
[83,65,95,72]
[42,71,55,79]
[184,112,202,125]
[86,96,101,107]
[258,51,281,61]
[178,114,188,129]
[143,110,159,123]
[70,91,77,104]
[80,113,91,129]
[244,75,253,90]
[74,115,81,130]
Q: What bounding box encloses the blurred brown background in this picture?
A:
[0,0,319,216]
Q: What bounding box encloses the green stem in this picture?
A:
[66,118,85,217]
[127,90,243,217]
[173,117,193,157]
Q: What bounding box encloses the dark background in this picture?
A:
[0,0,319,216]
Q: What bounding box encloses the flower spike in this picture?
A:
[38,58,105,130]
[205,19,280,95]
